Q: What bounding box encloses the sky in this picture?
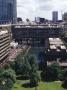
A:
[17,0,67,21]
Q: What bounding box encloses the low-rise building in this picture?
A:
[48,38,67,61]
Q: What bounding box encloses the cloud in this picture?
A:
[17,0,67,20]
[36,0,53,3]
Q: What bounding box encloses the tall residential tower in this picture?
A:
[0,0,17,24]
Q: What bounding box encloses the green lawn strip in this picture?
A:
[12,80,66,90]
[39,81,66,90]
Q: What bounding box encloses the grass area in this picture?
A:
[12,80,66,90]
[12,80,34,90]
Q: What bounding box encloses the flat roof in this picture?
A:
[49,38,64,45]
[50,45,56,49]
[61,46,66,49]
[49,38,66,50]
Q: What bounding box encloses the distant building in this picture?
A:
[62,13,67,22]
[62,13,67,32]
[0,0,17,24]
[17,18,22,23]
[35,17,45,24]
[52,11,58,23]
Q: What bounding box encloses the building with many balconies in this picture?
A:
[0,25,11,66]
[11,24,63,47]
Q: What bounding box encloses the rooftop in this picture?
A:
[13,23,63,29]
[49,38,66,50]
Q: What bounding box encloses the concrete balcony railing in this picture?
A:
[0,47,10,57]
[0,52,9,61]
[0,37,10,43]
[0,46,10,54]
[0,40,10,47]
[0,43,10,50]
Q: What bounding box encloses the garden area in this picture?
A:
[0,50,67,90]
[12,80,66,90]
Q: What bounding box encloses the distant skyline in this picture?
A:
[17,0,67,21]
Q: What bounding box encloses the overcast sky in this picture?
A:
[17,0,67,21]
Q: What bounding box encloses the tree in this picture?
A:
[61,32,67,38]
[17,17,23,22]
[38,51,47,70]
[60,32,67,42]
[0,78,14,90]
[2,68,16,83]
[29,55,38,70]
[30,70,40,88]
[15,54,25,74]
[26,18,30,22]
[63,68,67,78]
[58,70,64,81]
[41,62,61,81]
[0,67,16,90]
[13,52,31,76]
[63,77,67,88]
[62,68,67,88]
[29,55,40,89]
[0,68,4,77]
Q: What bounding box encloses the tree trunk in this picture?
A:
[35,86,37,90]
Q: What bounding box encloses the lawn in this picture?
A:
[12,80,66,90]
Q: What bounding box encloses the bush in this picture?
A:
[62,77,67,88]
[0,67,16,90]
[2,68,16,83]
[0,78,14,90]
[41,62,61,81]
[62,68,67,88]
[58,71,64,81]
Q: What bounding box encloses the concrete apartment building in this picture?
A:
[0,25,11,65]
[11,24,63,47]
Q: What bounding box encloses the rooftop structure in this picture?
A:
[49,38,66,50]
